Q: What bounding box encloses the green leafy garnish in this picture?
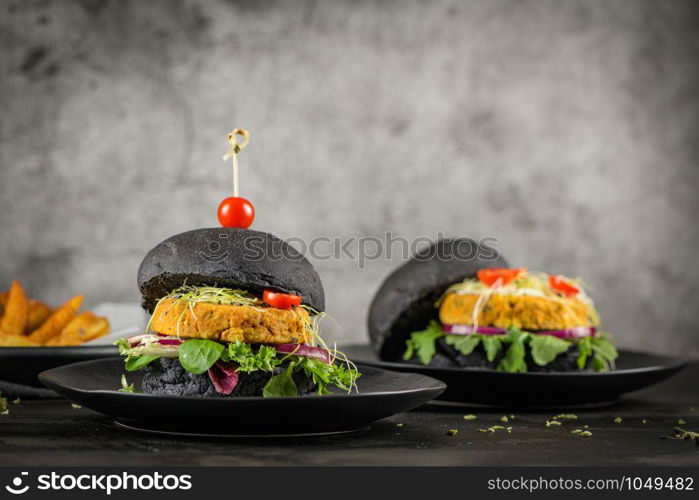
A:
[222,342,281,373]
[178,339,225,374]
[497,328,529,373]
[481,336,501,362]
[124,355,159,372]
[297,357,359,395]
[590,336,618,370]
[403,324,618,374]
[529,334,571,366]
[445,334,480,356]
[263,363,298,397]
[403,321,444,365]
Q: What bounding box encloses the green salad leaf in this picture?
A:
[529,334,571,366]
[263,363,298,397]
[222,341,281,372]
[403,321,444,365]
[403,324,618,374]
[124,355,159,372]
[481,335,501,362]
[178,339,225,374]
[576,336,593,369]
[445,334,480,356]
[497,328,529,373]
[591,336,618,370]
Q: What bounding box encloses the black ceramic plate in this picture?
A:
[0,346,119,387]
[39,358,446,436]
[343,345,686,409]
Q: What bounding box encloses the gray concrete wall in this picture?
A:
[1,0,698,355]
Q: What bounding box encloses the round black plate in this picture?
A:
[39,358,446,436]
[343,345,687,409]
[0,346,119,387]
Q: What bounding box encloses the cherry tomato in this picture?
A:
[263,289,302,309]
[549,275,580,297]
[218,197,255,228]
[477,268,527,287]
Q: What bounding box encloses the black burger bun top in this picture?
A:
[138,227,325,313]
[367,238,508,360]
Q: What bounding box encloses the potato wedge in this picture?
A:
[0,281,30,337]
[27,300,52,333]
[0,334,39,347]
[53,312,110,346]
[28,295,83,344]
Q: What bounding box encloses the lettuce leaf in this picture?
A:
[263,363,298,397]
[529,335,571,366]
[178,339,225,374]
[445,334,480,356]
[497,328,529,373]
[403,321,444,365]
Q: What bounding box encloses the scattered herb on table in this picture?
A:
[12,398,20,405]
[463,414,477,420]
[500,416,509,423]
[642,419,649,424]
[396,423,404,428]
[678,419,687,425]
[447,429,458,436]
[71,403,82,409]
[613,417,623,424]
[662,427,699,446]
[545,420,562,427]
[478,425,505,433]
[553,413,578,420]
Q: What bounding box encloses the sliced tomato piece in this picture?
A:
[262,289,302,309]
[548,275,580,297]
[476,268,527,287]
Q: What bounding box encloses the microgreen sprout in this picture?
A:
[463,414,478,420]
[119,374,136,393]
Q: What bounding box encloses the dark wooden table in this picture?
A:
[1,364,697,466]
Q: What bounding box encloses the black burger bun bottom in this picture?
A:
[137,227,325,313]
[142,358,317,398]
[368,238,508,361]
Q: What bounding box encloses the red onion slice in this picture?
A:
[207,361,240,395]
[442,324,596,339]
[442,325,507,336]
[271,343,332,364]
